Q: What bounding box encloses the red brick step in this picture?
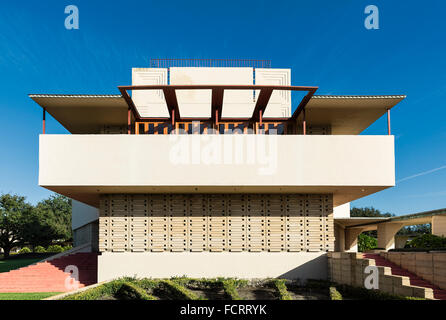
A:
[363,253,446,300]
[0,252,98,293]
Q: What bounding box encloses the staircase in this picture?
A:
[363,253,446,300]
[0,253,98,293]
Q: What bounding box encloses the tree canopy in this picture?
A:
[0,194,33,258]
[0,193,72,258]
[350,206,394,218]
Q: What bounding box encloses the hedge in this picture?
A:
[405,234,446,250]
[158,280,200,300]
[329,286,343,300]
[270,279,292,300]
[115,282,157,300]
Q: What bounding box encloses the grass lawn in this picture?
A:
[0,258,42,273]
[0,292,61,300]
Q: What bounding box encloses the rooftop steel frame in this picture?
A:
[150,58,272,69]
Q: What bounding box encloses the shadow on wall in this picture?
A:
[279,254,328,280]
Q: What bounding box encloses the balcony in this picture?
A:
[39,134,395,208]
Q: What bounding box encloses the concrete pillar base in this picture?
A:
[377,223,404,250]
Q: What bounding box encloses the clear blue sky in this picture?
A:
[0,0,444,215]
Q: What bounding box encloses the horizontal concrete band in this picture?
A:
[40,135,394,187]
[97,252,327,282]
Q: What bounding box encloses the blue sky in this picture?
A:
[0,0,444,215]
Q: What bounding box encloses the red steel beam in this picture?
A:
[163,87,181,120]
[211,88,224,122]
[127,108,131,134]
[119,87,141,120]
[42,108,46,134]
[120,84,317,91]
[251,88,273,122]
[387,108,391,135]
[290,87,318,121]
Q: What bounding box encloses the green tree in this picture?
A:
[0,194,33,258]
[358,233,377,252]
[22,195,72,247]
[350,207,394,218]
[405,234,446,249]
[397,224,431,235]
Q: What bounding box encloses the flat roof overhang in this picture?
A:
[334,217,390,231]
[41,185,390,208]
[303,95,406,135]
[335,208,446,230]
[30,88,406,135]
[29,94,131,134]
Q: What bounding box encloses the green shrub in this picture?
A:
[358,233,377,252]
[34,246,46,253]
[329,287,343,300]
[405,234,446,249]
[222,279,242,300]
[46,245,64,253]
[171,277,223,289]
[270,279,292,300]
[63,245,72,252]
[18,247,31,254]
[63,278,132,300]
[159,280,200,300]
[115,282,156,300]
[135,278,160,291]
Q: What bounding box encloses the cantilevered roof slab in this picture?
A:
[29,94,129,134]
[30,92,406,136]
[335,217,390,232]
[304,95,406,135]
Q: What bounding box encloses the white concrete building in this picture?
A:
[30,60,405,282]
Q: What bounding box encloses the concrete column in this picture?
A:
[334,224,345,252]
[432,215,446,237]
[377,223,404,250]
[344,228,363,252]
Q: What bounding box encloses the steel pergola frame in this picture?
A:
[118,85,318,127]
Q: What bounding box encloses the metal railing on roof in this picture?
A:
[150,58,271,69]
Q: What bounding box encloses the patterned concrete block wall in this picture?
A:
[382,252,446,290]
[99,194,334,253]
